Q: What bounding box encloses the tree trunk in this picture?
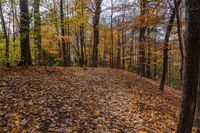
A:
[80,25,85,67]
[91,0,102,67]
[0,0,10,67]
[33,0,42,65]
[122,29,126,70]
[60,0,67,66]
[146,29,151,78]
[10,0,16,56]
[139,0,147,76]
[19,0,32,66]
[176,0,200,132]
[110,0,114,68]
[116,29,121,69]
[66,0,71,66]
[103,30,107,67]
[75,30,81,64]
[159,0,182,91]
[147,47,151,78]
[153,33,157,80]
[129,30,134,70]
[195,67,200,132]
[175,0,184,83]
[80,1,85,67]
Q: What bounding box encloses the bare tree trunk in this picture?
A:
[79,1,85,67]
[60,0,67,66]
[19,0,32,66]
[103,30,106,67]
[91,0,102,67]
[195,69,200,132]
[10,0,16,56]
[153,32,157,80]
[88,33,93,66]
[176,0,200,132]
[66,0,71,66]
[80,25,85,67]
[139,0,146,76]
[122,29,126,70]
[129,30,134,70]
[146,29,151,78]
[33,0,42,65]
[0,0,10,67]
[110,0,114,68]
[175,0,184,83]
[75,30,81,64]
[159,0,182,91]
[134,30,138,73]
[116,29,121,69]
[84,29,87,66]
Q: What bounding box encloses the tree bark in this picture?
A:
[175,0,184,83]
[121,11,126,70]
[129,30,134,70]
[195,69,200,132]
[80,25,85,67]
[33,0,42,65]
[91,0,102,67]
[60,0,67,67]
[176,0,200,132]
[110,0,114,68]
[116,29,121,69]
[103,30,107,67]
[66,0,71,66]
[159,0,182,91]
[0,0,10,67]
[79,1,85,67]
[10,0,17,54]
[19,0,32,66]
[153,33,157,80]
[146,29,151,78]
[139,0,147,76]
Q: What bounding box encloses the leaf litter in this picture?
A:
[0,67,182,133]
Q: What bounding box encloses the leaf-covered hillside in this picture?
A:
[0,67,181,132]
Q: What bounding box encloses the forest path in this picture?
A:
[0,67,181,133]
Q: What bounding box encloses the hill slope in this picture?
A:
[0,67,181,132]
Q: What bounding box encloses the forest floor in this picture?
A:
[0,67,182,133]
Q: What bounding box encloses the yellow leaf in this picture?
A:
[11,125,22,133]
[12,113,23,120]
[94,111,100,117]
[138,131,147,133]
